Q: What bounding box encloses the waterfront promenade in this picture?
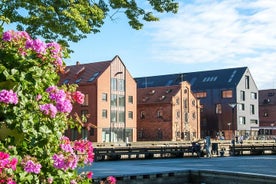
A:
[79,155,276,183]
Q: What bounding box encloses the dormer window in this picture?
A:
[159,95,166,101]
[149,89,155,95]
[75,78,82,84]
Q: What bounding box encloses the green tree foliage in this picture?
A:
[0,0,178,47]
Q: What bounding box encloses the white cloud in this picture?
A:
[148,0,276,89]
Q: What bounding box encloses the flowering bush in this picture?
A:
[0,29,109,183]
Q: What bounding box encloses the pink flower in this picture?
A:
[2,30,13,41]
[72,91,84,104]
[0,89,18,104]
[56,99,72,113]
[25,39,46,54]
[23,160,42,174]
[39,103,57,118]
[36,94,42,101]
[9,158,18,171]
[47,177,53,184]
[107,176,116,184]
[87,171,93,179]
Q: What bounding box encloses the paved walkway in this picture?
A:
[79,155,276,179]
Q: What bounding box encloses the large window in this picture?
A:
[222,90,232,98]
[82,94,89,106]
[111,94,117,106]
[245,75,250,89]
[194,92,207,98]
[118,95,125,107]
[81,110,88,122]
[111,110,117,122]
[216,104,222,114]
[128,96,133,104]
[250,104,255,115]
[251,92,257,99]
[128,111,133,119]
[240,90,245,101]
[111,78,117,91]
[238,103,245,111]
[102,93,108,101]
[118,79,125,91]
[102,109,107,118]
[239,116,246,125]
[81,128,88,139]
[119,111,125,122]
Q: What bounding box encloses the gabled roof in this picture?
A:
[59,60,112,85]
[137,85,180,104]
[135,67,248,91]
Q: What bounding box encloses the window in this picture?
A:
[102,109,107,118]
[264,112,268,117]
[222,90,232,98]
[111,78,117,91]
[111,94,117,106]
[192,100,196,106]
[128,96,133,104]
[157,110,163,118]
[238,103,245,111]
[90,128,94,136]
[118,95,125,107]
[88,72,99,82]
[251,92,257,99]
[216,104,222,114]
[176,98,179,105]
[239,116,246,125]
[250,104,255,115]
[118,79,125,91]
[63,79,70,85]
[82,94,89,106]
[111,110,117,122]
[119,111,125,122]
[192,112,196,119]
[176,111,180,119]
[184,99,188,108]
[140,111,145,119]
[240,90,245,101]
[194,92,207,98]
[71,128,78,140]
[75,78,82,84]
[185,113,188,122]
[81,110,89,122]
[102,93,108,101]
[128,111,133,119]
[81,128,88,139]
[250,119,258,124]
[245,75,250,89]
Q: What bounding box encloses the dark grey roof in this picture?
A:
[135,67,248,91]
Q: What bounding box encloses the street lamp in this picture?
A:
[228,103,237,139]
[227,122,231,139]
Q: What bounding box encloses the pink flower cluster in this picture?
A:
[0,89,18,105]
[21,156,42,174]
[0,152,17,184]
[2,30,63,68]
[107,176,117,184]
[39,86,84,118]
[52,137,94,172]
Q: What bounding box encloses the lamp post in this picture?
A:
[227,122,231,139]
[228,103,237,139]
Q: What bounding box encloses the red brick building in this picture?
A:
[137,81,201,141]
[258,89,276,139]
[59,56,137,143]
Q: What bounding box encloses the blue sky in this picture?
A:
[4,0,276,90]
